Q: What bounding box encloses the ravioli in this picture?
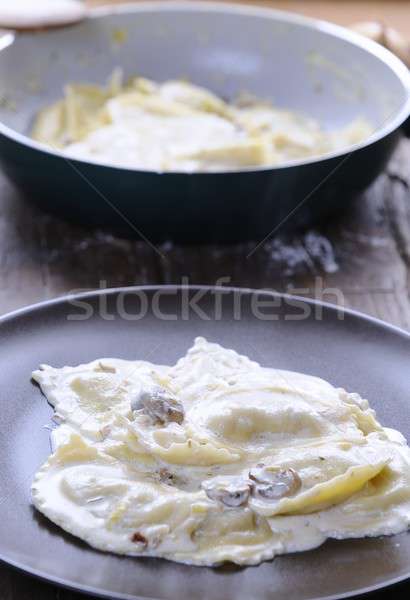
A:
[31,337,410,566]
[32,72,372,172]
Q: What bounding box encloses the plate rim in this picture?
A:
[0,284,409,600]
[1,284,409,341]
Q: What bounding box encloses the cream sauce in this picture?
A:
[32,337,410,566]
[32,75,373,172]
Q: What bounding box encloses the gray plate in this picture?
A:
[0,286,409,600]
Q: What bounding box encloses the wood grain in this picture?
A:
[1,2,410,599]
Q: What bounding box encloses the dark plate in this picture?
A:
[0,286,409,600]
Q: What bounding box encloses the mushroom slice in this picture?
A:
[131,531,148,547]
[131,385,184,425]
[202,477,251,508]
[249,465,301,500]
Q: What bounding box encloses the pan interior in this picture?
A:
[0,3,408,144]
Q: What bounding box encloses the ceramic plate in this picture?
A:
[0,286,409,600]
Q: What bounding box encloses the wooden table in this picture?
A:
[1,1,410,599]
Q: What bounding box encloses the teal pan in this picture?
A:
[0,2,409,242]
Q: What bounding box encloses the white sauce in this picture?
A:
[32,338,410,566]
[32,75,373,172]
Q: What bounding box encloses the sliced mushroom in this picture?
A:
[131,385,184,425]
[202,477,251,508]
[249,464,301,500]
[131,531,148,547]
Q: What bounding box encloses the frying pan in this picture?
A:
[0,1,409,243]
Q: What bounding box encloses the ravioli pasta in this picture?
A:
[32,337,410,566]
[32,72,372,172]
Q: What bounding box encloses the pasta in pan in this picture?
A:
[32,72,372,172]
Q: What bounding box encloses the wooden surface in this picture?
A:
[1,1,410,599]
